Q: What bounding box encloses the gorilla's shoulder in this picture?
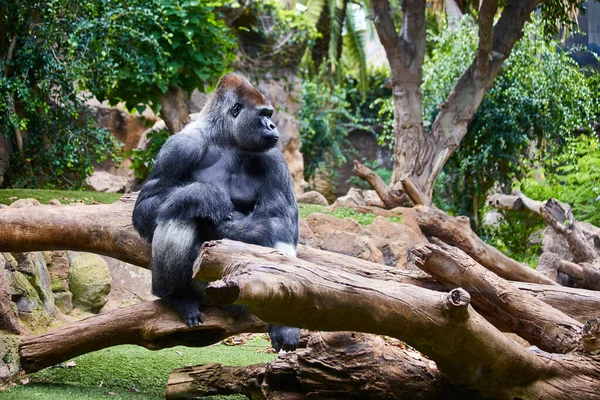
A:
[154,128,208,178]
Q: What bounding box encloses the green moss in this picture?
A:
[386,212,404,224]
[0,189,122,206]
[326,207,376,226]
[298,203,325,218]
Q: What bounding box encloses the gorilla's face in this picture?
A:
[229,84,279,152]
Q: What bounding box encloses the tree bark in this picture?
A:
[19,301,265,373]
[158,86,190,134]
[195,240,600,399]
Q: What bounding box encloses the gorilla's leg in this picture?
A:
[268,325,301,352]
[151,219,208,327]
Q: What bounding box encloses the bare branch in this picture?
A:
[413,243,582,353]
[352,160,405,208]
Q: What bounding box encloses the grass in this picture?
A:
[0,189,122,206]
[0,336,276,400]
[298,203,403,226]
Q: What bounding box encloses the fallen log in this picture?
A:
[1,200,596,322]
[167,331,481,400]
[413,244,582,353]
[19,301,265,373]
[194,240,600,399]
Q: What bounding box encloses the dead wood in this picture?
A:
[353,160,406,208]
[405,205,558,285]
[537,252,600,291]
[19,301,265,373]
[413,243,582,353]
[1,200,596,321]
[194,240,600,399]
[167,331,481,400]
[0,193,151,267]
[488,190,545,215]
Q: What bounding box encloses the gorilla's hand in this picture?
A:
[268,325,300,352]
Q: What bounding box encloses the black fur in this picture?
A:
[133,73,300,351]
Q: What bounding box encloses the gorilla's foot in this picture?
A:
[166,297,204,327]
[268,325,300,352]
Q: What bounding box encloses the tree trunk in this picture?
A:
[366,0,541,199]
[158,86,190,134]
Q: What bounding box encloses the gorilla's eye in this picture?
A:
[231,102,242,117]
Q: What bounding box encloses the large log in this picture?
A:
[19,301,265,373]
[1,200,597,323]
[194,240,600,399]
[0,193,151,267]
[167,332,481,400]
[413,244,582,353]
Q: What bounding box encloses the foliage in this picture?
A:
[125,129,170,180]
[299,66,359,180]
[80,0,237,114]
[0,0,122,188]
[234,0,318,67]
[0,189,122,205]
[480,209,545,268]
[518,134,600,226]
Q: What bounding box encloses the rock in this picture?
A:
[319,231,385,264]
[0,256,20,334]
[53,292,73,315]
[69,253,112,312]
[85,170,126,193]
[368,217,427,268]
[329,188,369,208]
[9,198,41,208]
[305,213,370,242]
[12,253,55,316]
[0,334,20,389]
[541,221,600,261]
[45,251,71,292]
[48,199,62,206]
[297,191,329,206]
[99,256,154,312]
[298,219,317,247]
[7,270,52,331]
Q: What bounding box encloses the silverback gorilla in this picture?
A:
[132,73,300,352]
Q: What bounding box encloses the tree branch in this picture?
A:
[352,160,405,208]
[413,243,582,353]
[19,301,265,373]
[194,240,600,399]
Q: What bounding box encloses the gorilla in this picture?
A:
[132,73,300,352]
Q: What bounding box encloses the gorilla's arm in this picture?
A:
[133,130,232,242]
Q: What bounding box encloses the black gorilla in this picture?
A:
[132,73,300,352]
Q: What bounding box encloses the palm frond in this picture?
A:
[343,4,368,98]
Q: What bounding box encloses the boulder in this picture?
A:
[9,198,41,208]
[541,221,600,261]
[0,255,20,334]
[68,253,111,312]
[12,253,55,316]
[53,292,73,315]
[297,191,329,206]
[6,270,52,331]
[319,231,385,264]
[0,334,20,389]
[99,256,154,312]
[329,188,369,208]
[368,217,427,269]
[45,251,71,292]
[298,218,317,247]
[85,170,126,193]
[305,213,370,242]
